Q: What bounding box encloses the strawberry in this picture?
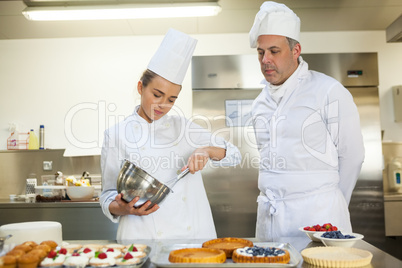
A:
[47,250,57,258]
[106,248,114,252]
[333,226,338,231]
[309,227,316,231]
[124,253,133,260]
[83,248,92,253]
[59,248,67,255]
[320,228,326,231]
[303,226,310,231]
[72,253,80,256]
[128,245,138,252]
[324,223,332,230]
[98,253,107,259]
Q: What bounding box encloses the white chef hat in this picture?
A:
[249,1,300,48]
[147,28,197,85]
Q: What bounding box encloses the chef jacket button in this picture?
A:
[173,142,178,146]
[165,123,170,128]
[182,196,187,202]
[141,147,146,151]
[187,226,191,231]
[157,231,163,237]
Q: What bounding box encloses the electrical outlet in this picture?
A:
[43,161,53,171]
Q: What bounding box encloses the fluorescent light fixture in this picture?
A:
[22,2,222,21]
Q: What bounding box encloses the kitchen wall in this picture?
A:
[0,31,401,155]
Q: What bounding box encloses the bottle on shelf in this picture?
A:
[39,125,45,150]
[28,129,39,150]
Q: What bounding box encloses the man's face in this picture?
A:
[257,35,301,85]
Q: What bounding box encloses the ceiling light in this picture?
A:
[22,2,222,21]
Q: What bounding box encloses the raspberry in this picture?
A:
[83,248,92,253]
[124,253,133,260]
[98,252,107,259]
[72,253,80,256]
[59,248,67,255]
[106,248,114,252]
[47,250,57,258]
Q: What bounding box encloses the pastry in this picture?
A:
[22,241,38,248]
[62,244,82,254]
[202,237,253,258]
[17,254,41,268]
[34,245,52,254]
[88,252,116,267]
[82,244,103,251]
[169,248,226,263]
[125,244,147,252]
[102,248,122,259]
[40,241,58,250]
[26,248,47,260]
[232,246,290,263]
[6,249,25,260]
[78,247,96,259]
[104,244,125,250]
[39,250,66,267]
[12,244,32,253]
[63,253,89,267]
[115,252,141,266]
[0,255,17,268]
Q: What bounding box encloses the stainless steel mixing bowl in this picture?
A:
[117,160,171,209]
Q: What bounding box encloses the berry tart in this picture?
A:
[78,247,96,259]
[232,246,290,264]
[63,253,89,268]
[62,244,82,254]
[124,245,146,258]
[39,250,66,267]
[115,252,142,266]
[88,252,116,267]
[104,244,125,250]
[101,248,122,259]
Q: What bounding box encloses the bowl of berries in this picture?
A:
[299,223,339,242]
[313,230,364,247]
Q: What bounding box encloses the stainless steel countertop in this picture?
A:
[64,237,401,267]
[0,199,100,208]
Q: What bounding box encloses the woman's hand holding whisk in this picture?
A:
[109,193,159,216]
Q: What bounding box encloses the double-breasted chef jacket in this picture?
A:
[100,106,241,240]
[252,57,365,241]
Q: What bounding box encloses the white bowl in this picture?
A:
[66,186,94,201]
[298,227,326,242]
[313,232,364,247]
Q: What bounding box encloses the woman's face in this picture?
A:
[137,75,181,123]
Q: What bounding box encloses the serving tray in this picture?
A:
[151,242,301,267]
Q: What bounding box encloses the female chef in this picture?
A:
[100,29,241,240]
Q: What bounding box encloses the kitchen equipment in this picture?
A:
[313,232,364,248]
[66,186,94,201]
[25,174,37,195]
[0,221,62,246]
[0,234,12,252]
[165,168,190,190]
[116,160,171,208]
[387,158,402,192]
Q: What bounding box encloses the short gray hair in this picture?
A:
[286,37,299,50]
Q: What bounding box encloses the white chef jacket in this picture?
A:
[100,106,241,240]
[252,57,365,241]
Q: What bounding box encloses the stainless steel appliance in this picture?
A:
[192,53,384,243]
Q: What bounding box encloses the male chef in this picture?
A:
[249,1,365,241]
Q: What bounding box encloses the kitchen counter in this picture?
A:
[0,199,118,240]
[64,237,401,267]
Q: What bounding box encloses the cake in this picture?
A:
[0,255,17,268]
[39,250,66,267]
[232,246,290,264]
[168,248,226,263]
[202,237,253,258]
[115,253,142,266]
[63,253,89,267]
[88,252,116,267]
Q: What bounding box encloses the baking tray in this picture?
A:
[151,242,301,267]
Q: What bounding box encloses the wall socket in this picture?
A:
[43,161,53,171]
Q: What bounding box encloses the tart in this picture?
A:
[88,252,116,267]
[169,248,226,263]
[301,246,373,267]
[102,248,123,259]
[232,246,290,264]
[125,244,147,252]
[202,237,253,258]
[115,253,141,266]
[39,250,66,267]
[63,254,89,267]
[104,244,126,250]
[62,244,82,254]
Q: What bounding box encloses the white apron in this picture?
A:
[252,58,364,241]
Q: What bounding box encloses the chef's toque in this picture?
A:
[147,28,197,85]
[249,1,300,48]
